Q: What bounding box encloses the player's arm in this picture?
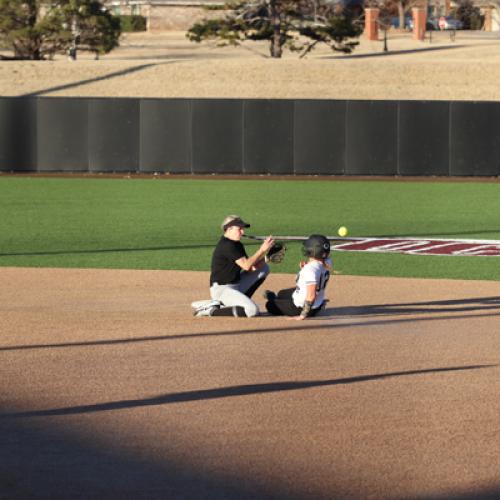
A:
[236,236,274,271]
[289,283,317,321]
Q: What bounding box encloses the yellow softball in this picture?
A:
[338,226,348,237]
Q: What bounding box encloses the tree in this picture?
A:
[454,0,483,30]
[187,0,363,59]
[0,0,120,60]
[394,0,414,32]
[366,0,420,33]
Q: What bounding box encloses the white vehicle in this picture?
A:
[407,17,439,31]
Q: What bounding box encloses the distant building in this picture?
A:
[106,0,499,32]
[106,0,225,31]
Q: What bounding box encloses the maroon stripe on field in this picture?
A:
[333,239,500,257]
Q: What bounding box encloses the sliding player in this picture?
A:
[264,234,331,320]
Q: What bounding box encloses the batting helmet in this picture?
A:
[303,234,331,260]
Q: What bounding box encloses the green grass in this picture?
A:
[1,176,500,280]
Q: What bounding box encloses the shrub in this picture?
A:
[119,15,147,32]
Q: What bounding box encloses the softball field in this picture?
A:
[2,28,500,500]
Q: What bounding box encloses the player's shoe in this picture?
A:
[262,290,276,301]
[191,299,217,309]
[192,299,221,317]
[193,304,219,317]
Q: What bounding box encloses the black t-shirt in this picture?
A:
[210,236,247,286]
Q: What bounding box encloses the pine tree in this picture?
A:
[454,0,483,30]
[187,0,362,59]
[0,0,120,60]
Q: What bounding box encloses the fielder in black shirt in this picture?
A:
[210,236,248,286]
[195,215,274,317]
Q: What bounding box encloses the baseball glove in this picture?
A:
[266,242,286,264]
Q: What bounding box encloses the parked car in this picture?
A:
[426,17,440,30]
[390,16,412,30]
[438,16,463,30]
[406,17,439,31]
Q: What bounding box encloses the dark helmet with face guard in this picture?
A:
[303,234,331,260]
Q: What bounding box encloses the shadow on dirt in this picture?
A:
[1,365,495,418]
[21,60,182,97]
[323,44,466,59]
[326,295,500,317]
[1,296,500,353]
[417,488,500,500]
[2,397,497,499]
[0,408,295,499]
[0,242,215,257]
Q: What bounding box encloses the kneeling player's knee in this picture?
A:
[259,263,270,278]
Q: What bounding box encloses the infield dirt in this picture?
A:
[1,267,499,498]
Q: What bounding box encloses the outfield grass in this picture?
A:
[1,176,500,280]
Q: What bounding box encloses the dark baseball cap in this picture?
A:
[222,215,250,232]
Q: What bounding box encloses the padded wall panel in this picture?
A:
[0,97,37,171]
[450,102,500,176]
[5,96,500,178]
[294,100,346,175]
[398,101,449,176]
[88,98,139,172]
[37,98,88,172]
[140,99,191,173]
[346,101,398,175]
[243,100,294,174]
[192,99,243,174]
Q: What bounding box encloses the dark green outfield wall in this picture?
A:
[1,97,499,176]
